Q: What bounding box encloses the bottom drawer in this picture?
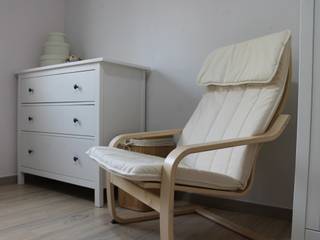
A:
[19,132,97,181]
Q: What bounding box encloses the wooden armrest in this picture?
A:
[163,114,291,173]
[109,128,182,147]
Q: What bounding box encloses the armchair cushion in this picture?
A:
[178,38,291,189]
[87,31,291,192]
[197,30,291,86]
[87,146,243,190]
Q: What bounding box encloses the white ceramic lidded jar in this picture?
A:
[40,32,70,66]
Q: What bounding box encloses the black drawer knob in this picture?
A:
[73,156,79,162]
[73,118,79,124]
[73,84,80,90]
[28,88,34,93]
[28,116,33,121]
[28,149,33,154]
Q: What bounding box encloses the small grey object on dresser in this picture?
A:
[16,58,149,207]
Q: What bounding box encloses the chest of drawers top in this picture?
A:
[17,58,150,105]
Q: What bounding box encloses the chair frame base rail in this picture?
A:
[107,173,274,240]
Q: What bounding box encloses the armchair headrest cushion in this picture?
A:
[197,30,291,86]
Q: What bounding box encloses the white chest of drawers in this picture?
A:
[16,58,149,207]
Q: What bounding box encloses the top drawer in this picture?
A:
[19,70,98,103]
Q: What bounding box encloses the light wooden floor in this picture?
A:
[0,182,291,240]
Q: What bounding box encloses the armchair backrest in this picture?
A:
[178,31,292,190]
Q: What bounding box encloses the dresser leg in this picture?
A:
[94,168,104,207]
[94,188,104,208]
[94,185,104,207]
[18,172,25,184]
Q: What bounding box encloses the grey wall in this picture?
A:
[70,0,297,208]
[0,0,65,178]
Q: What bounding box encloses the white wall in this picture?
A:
[0,0,65,178]
[0,0,299,210]
[65,0,299,209]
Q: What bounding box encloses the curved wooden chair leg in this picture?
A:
[106,172,122,223]
[106,173,159,224]
[159,173,176,240]
[106,173,195,226]
[160,203,175,240]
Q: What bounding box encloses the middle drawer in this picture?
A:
[20,104,96,136]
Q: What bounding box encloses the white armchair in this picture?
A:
[87,30,292,240]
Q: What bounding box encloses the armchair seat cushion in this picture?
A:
[87,146,243,190]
